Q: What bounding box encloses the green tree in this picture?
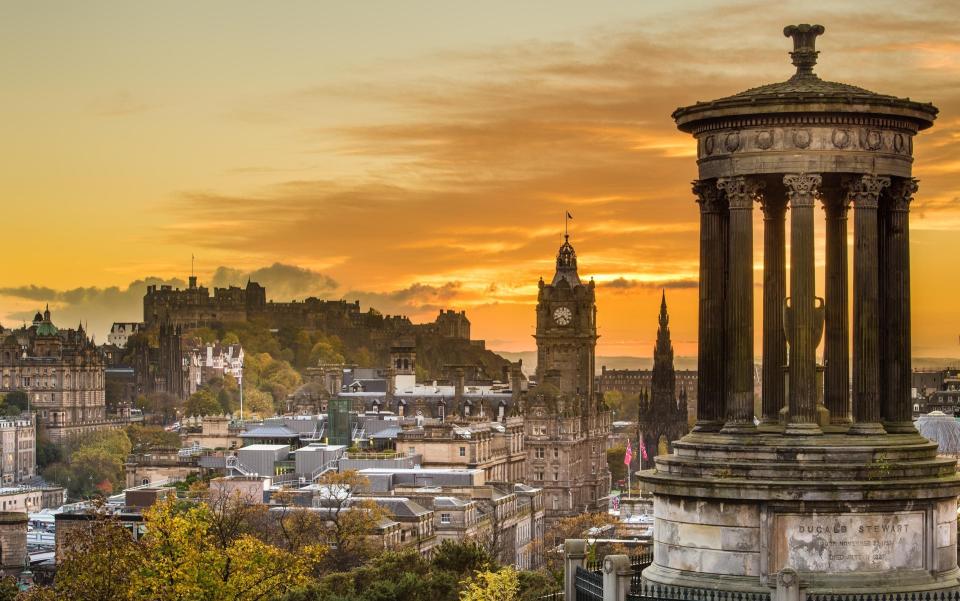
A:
[607,444,627,485]
[2,390,27,412]
[308,341,345,366]
[185,389,221,417]
[126,425,181,452]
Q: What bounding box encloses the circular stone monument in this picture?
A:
[639,24,960,593]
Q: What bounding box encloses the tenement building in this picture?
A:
[640,25,960,592]
[636,292,688,457]
[1,308,123,442]
[526,234,611,521]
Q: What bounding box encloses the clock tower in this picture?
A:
[528,232,610,520]
[534,233,598,406]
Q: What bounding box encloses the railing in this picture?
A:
[574,566,603,601]
[628,584,771,601]
[808,594,960,601]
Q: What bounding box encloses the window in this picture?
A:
[459,447,466,457]
[553,447,559,458]
[440,513,451,524]
[408,447,416,456]
[535,448,544,459]
[535,471,544,481]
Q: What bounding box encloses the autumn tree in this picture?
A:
[459,567,520,601]
[30,505,142,600]
[312,470,387,571]
[539,512,618,578]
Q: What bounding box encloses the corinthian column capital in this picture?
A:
[843,174,891,209]
[717,176,764,209]
[783,173,822,208]
[888,177,919,212]
[692,179,724,213]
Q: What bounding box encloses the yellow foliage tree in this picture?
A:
[459,567,520,601]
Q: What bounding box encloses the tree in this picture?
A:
[459,567,519,601]
[308,341,345,366]
[42,430,133,498]
[607,445,627,485]
[133,495,323,601]
[540,512,617,577]
[36,507,143,600]
[243,387,275,418]
[126,424,181,452]
[312,470,387,571]
[138,391,180,425]
[185,388,221,417]
[2,390,27,412]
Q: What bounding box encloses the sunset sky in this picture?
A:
[1,1,958,359]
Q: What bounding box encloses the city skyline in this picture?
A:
[2,1,959,357]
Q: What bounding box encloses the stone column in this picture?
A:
[760,193,787,425]
[693,180,727,432]
[784,173,823,435]
[602,554,632,601]
[882,178,919,433]
[847,174,890,435]
[563,539,587,601]
[717,176,760,433]
[822,187,851,424]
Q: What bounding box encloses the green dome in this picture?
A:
[36,322,58,337]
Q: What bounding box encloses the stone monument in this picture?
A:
[639,24,960,592]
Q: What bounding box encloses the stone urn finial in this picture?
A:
[783,24,825,77]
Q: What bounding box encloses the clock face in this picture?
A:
[553,306,573,326]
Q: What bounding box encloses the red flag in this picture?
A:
[624,439,633,466]
[639,437,649,461]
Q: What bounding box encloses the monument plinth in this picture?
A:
[639,24,960,593]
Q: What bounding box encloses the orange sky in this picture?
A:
[1,1,958,358]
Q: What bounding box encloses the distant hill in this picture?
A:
[494,352,698,376]
[494,352,960,376]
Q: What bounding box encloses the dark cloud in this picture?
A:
[602,278,698,291]
[347,282,467,317]
[210,263,338,300]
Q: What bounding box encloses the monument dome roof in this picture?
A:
[673,24,938,132]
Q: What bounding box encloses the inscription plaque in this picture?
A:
[772,512,924,573]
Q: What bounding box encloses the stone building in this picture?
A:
[636,293,688,457]
[526,234,611,521]
[0,416,35,484]
[597,367,696,409]
[107,322,142,348]
[0,308,123,442]
[640,24,960,592]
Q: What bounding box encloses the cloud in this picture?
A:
[347,282,468,317]
[209,263,338,300]
[602,278,698,291]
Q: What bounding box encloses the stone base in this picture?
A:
[638,431,960,593]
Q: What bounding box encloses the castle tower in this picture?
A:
[390,338,416,392]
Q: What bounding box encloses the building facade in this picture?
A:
[1,308,122,442]
[0,417,35,484]
[527,234,611,521]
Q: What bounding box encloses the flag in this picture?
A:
[639,437,649,461]
[624,439,633,466]
[566,211,573,219]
